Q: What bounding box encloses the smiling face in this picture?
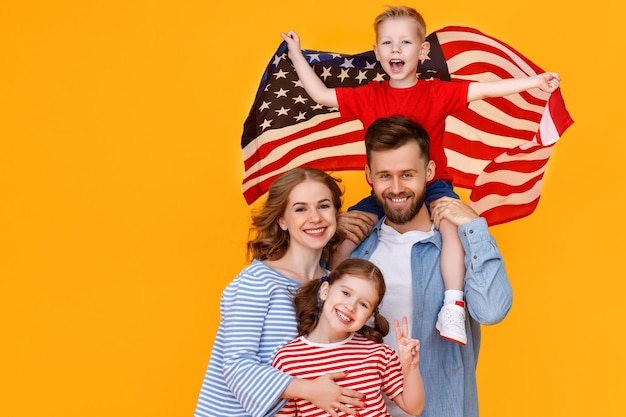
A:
[373,16,430,88]
[277,179,338,254]
[366,140,435,233]
[317,274,380,342]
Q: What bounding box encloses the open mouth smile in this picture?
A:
[389,59,405,72]
[336,309,352,323]
[304,227,326,235]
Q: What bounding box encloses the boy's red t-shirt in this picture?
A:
[336,78,470,183]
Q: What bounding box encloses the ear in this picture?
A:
[419,41,430,61]
[426,160,435,182]
[277,218,287,231]
[365,164,372,185]
[319,281,330,301]
[373,44,380,62]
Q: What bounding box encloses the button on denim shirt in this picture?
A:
[351,217,513,417]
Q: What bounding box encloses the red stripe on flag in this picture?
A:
[478,201,541,226]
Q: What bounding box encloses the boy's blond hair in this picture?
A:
[373,5,426,41]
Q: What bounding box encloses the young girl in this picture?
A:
[272,258,425,417]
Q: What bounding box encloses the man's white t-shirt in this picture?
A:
[368,221,434,417]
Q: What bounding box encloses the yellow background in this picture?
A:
[1,1,623,416]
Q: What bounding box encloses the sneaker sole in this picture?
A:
[436,323,467,345]
[439,333,467,346]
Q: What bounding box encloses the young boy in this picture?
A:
[280,5,560,345]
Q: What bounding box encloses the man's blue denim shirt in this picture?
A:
[351,217,513,417]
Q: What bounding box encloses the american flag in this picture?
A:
[241,26,574,225]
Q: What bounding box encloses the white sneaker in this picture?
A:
[435,301,467,345]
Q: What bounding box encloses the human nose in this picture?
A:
[391,176,402,193]
[309,208,322,222]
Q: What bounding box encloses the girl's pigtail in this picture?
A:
[294,277,325,337]
[359,310,390,343]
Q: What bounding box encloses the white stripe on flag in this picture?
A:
[445,149,492,177]
[537,103,561,146]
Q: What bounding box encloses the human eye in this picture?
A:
[402,39,412,44]
[319,202,332,209]
[359,301,370,309]
[294,205,307,212]
[342,290,350,297]
[402,172,414,178]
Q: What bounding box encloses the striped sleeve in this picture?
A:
[220,265,297,417]
[380,345,404,400]
[274,399,298,417]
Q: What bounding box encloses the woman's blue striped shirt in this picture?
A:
[194,260,302,417]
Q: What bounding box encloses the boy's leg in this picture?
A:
[440,218,465,292]
[425,181,467,346]
[435,218,467,345]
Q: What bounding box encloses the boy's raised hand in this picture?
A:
[277,30,338,107]
[394,316,420,370]
[280,30,302,57]
[537,72,561,93]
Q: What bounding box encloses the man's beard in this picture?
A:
[375,189,426,225]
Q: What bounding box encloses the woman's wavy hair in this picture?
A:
[247,167,344,264]
[295,258,390,343]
